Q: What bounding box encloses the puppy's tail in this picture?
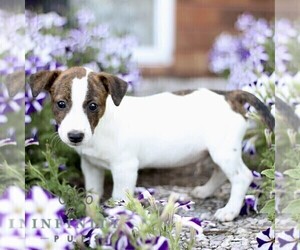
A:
[231,90,275,131]
[213,90,275,131]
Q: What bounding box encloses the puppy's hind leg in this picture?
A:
[210,148,253,222]
[191,164,227,199]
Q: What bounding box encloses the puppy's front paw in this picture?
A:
[191,186,212,199]
[214,207,239,222]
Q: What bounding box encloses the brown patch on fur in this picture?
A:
[38,67,85,125]
[98,72,128,106]
[49,67,86,124]
[172,89,195,96]
[85,72,109,132]
[214,90,248,117]
[212,90,275,131]
[84,72,128,131]
[29,70,62,97]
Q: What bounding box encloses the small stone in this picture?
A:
[200,212,211,220]
[241,237,249,246]
[214,235,226,241]
[222,222,234,227]
[201,241,209,247]
[210,241,222,248]
[236,228,248,235]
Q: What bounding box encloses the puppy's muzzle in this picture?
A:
[67,131,84,143]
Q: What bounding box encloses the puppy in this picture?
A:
[30,67,274,221]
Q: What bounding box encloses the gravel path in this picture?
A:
[101,164,270,249]
[153,185,271,250]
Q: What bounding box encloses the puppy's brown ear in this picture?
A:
[29,70,61,97]
[99,73,128,106]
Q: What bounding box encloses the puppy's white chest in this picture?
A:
[76,141,113,169]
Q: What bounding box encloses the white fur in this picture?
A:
[58,68,93,145]
[59,72,253,221]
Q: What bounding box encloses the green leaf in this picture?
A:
[282,199,300,215]
[260,199,275,214]
[284,169,300,179]
[261,169,275,179]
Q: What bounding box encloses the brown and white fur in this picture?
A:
[30,66,274,221]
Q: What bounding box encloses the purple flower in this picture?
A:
[210,14,275,89]
[135,187,155,201]
[249,45,268,72]
[25,186,65,236]
[250,171,262,189]
[68,29,91,52]
[0,186,25,241]
[38,12,67,29]
[174,199,195,211]
[64,217,95,239]
[275,45,292,73]
[0,56,24,75]
[242,138,256,155]
[75,9,96,27]
[209,33,240,74]
[0,128,17,147]
[236,43,250,61]
[243,18,272,47]
[0,83,24,118]
[91,24,109,39]
[25,128,39,147]
[114,233,135,250]
[228,61,257,89]
[0,137,17,147]
[24,186,75,249]
[240,195,258,216]
[58,164,67,172]
[275,171,284,179]
[275,19,297,45]
[84,228,103,248]
[117,70,140,92]
[105,206,142,234]
[25,56,48,75]
[256,227,275,249]
[25,84,47,123]
[235,13,255,31]
[141,236,169,250]
[173,214,203,235]
[278,228,300,249]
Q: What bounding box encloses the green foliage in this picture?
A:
[0,160,25,194]
[123,193,197,250]
[282,199,300,217]
[261,169,275,180]
[26,145,87,218]
[26,146,201,249]
[284,168,300,179]
[260,199,275,223]
[256,145,275,223]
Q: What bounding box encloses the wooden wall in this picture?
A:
[142,0,274,77]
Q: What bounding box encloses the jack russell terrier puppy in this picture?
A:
[30,67,274,221]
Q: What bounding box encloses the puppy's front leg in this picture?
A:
[111,159,139,200]
[81,157,105,205]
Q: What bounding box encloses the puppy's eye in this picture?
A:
[57,101,66,109]
[88,103,98,112]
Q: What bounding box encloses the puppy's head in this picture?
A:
[29,67,128,146]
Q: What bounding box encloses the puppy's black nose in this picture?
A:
[67,131,84,143]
